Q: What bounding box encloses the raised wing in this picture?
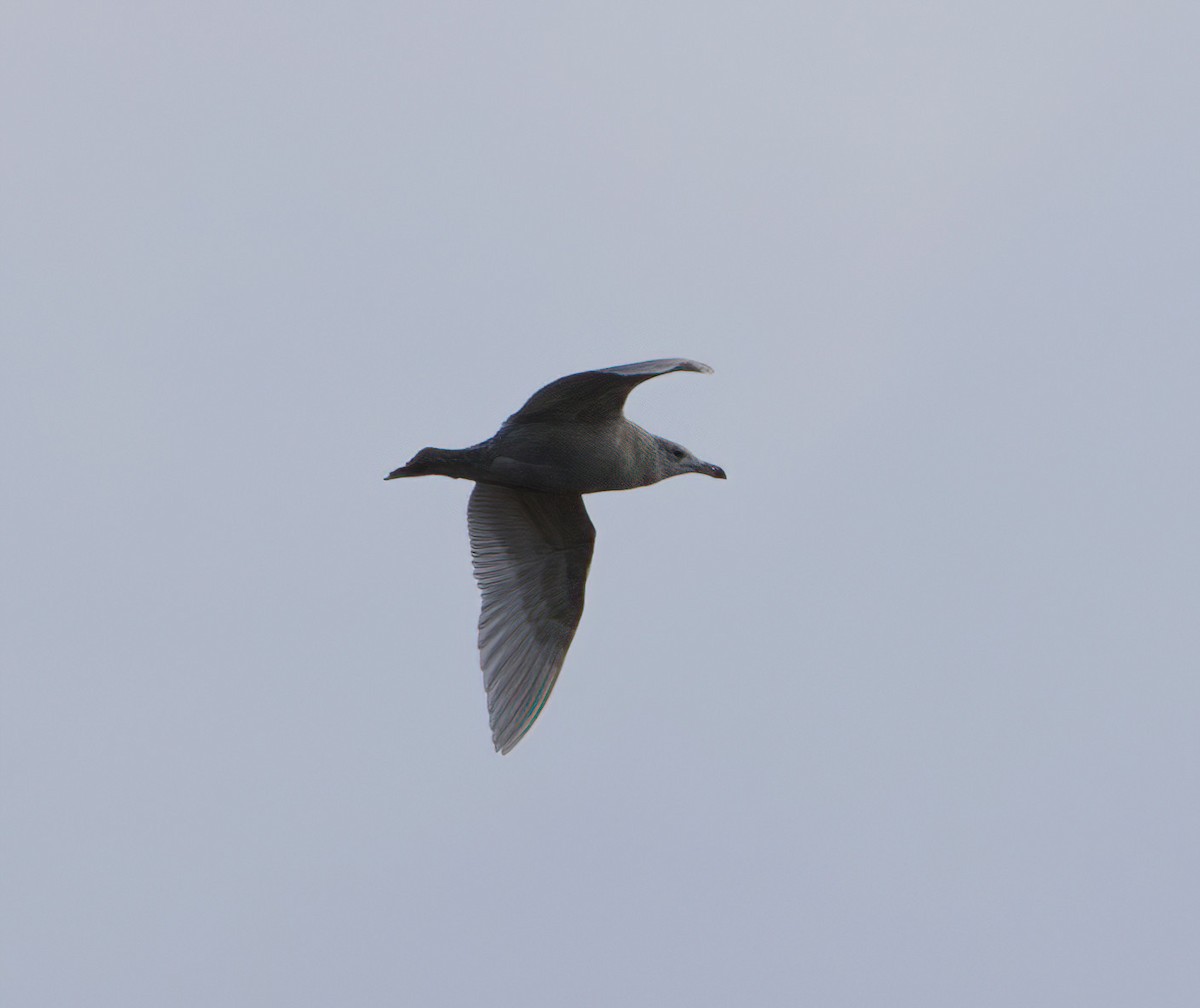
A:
[506,358,714,425]
[467,483,596,753]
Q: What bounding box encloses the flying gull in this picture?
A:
[386,358,724,753]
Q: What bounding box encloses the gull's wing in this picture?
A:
[467,483,596,753]
[505,358,714,425]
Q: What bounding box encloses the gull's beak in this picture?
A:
[699,461,726,479]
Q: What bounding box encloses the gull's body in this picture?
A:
[386,358,724,753]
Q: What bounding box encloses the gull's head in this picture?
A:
[655,437,726,481]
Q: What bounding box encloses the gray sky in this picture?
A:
[4,3,1199,1005]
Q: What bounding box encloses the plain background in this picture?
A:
[3,3,1198,1005]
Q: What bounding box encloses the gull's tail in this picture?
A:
[384,446,482,481]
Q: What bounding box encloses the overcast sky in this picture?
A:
[4,3,1199,1005]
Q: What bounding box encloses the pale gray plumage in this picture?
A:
[386,358,724,753]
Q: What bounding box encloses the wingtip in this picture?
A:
[492,721,528,755]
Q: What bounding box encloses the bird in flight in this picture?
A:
[386,358,724,753]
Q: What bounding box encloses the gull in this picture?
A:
[386,358,724,753]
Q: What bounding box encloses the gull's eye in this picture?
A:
[671,448,685,459]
